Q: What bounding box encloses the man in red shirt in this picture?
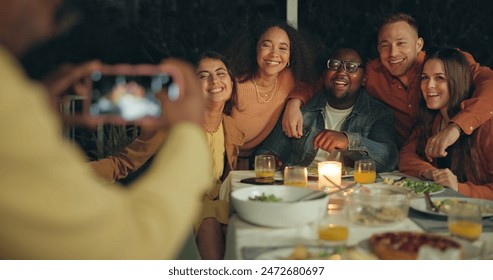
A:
[365,13,493,160]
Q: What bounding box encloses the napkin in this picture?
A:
[241,245,377,260]
[417,246,461,260]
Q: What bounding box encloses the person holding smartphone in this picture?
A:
[89,51,245,260]
[0,0,213,259]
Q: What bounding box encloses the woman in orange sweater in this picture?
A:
[399,48,493,200]
[225,20,316,169]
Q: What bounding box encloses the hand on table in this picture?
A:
[430,168,458,191]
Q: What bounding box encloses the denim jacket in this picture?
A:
[257,89,398,172]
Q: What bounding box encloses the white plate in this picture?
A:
[358,236,480,260]
[254,246,339,260]
[410,196,493,218]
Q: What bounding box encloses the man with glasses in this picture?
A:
[257,48,398,172]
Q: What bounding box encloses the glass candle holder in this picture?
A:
[318,161,342,192]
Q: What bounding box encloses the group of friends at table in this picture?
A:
[1,0,492,260]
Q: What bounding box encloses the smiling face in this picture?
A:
[196,57,233,105]
[256,26,290,77]
[377,21,423,84]
[323,49,365,109]
[420,58,450,112]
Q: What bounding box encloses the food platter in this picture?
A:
[254,245,341,260]
[358,234,480,260]
[252,244,380,260]
[381,175,444,196]
[410,196,493,218]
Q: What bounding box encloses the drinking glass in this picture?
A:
[283,166,308,187]
[317,209,349,245]
[448,202,482,241]
[354,159,376,184]
[254,155,276,182]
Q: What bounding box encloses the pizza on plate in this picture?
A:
[369,232,463,260]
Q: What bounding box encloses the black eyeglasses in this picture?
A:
[326,59,364,73]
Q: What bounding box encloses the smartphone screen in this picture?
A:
[89,71,175,121]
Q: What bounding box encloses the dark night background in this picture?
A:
[22,0,493,79]
[19,0,493,168]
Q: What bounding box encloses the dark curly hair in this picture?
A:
[224,19,317,86]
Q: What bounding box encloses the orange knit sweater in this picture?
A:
[231,69,296,156]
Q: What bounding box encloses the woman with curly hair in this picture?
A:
[225,19,317,169]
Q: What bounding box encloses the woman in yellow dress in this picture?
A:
[90,51,244,259]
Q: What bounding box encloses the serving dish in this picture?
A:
[231,185,329,227]
[410,196,493,218]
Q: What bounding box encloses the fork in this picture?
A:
[321,175,360,196]
[424,192,439,212]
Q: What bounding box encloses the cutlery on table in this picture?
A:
[289,176,360,202]
[289,190,328,202]
[424,192,439,212]
[322,175,360,194]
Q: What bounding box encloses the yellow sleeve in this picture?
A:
[0,48,213,259]
[89,130,168,182]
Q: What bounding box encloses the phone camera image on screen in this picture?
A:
[89,71,173,121]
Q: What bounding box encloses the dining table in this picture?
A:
[220,170,493,260]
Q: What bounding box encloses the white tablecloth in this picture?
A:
[221,170,493,259]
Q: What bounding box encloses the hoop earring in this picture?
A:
[287,61,291,67]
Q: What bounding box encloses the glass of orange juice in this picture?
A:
[255,155,276,182]
[317,209,349,245]
[448,202,482,241]
[354,159,376,184]
[283,166,308,187]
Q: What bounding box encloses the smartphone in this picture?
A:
[57,64,179,127]
[89,71,178,122]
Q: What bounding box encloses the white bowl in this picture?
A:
[231,186,329,228]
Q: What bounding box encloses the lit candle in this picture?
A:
[318,161,342,191]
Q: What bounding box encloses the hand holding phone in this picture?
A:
[54,63,182,127]
[51,59,203,129]
[89,71,170,121]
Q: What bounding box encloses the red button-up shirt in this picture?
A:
[365,50,493,148]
